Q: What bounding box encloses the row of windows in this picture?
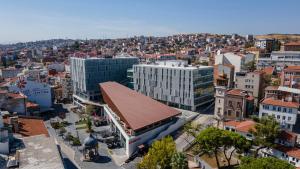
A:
[262,105,294,113]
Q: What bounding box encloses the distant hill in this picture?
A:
[255,34,300,41]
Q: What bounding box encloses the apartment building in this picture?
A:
[0,67,22,78]
[133,60,214,111]
[70,56,138,107]
[215,52,255,74]
[255,38,277,52]
[284,42,300,51]
[258,51,300,69]
[281,66,300,89]
[259,98,298,131]
[235,71,265,106]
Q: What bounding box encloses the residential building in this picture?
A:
[213,64,235,88]
[284,42,300,51]
[224,119,256,140]
[261,130,300,168]
[258,51,300,69]
[0,67,22,78]
[8,77,52,109]
[281,66,300,89]
[100,82,186,157]
[0,90,27,115]
[255,38,277,52]
[235,71,265,106]
[133,60,214,111]
[70,56,138,108]
[215,52,255,74]
[259,98,298,131]
[61,72,73,101]
[0,113,9,154]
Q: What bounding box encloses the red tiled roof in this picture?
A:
[275,144,300,159]
[26,102,39,108]
[7,93,27,99]
[279,130,297,142]
[3,117,49,137]
[284,66,300,71]
[100,82,181,131]
[262,67,274,75]
[262,98,299,108]
[224,120,256,133]
[284,42,300,46]
[227,89,244,96]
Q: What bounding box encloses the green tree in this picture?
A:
[239,157,295,169]
[193,127,251,167]
[194,127,223,168]
[244,61,256,71]
[171,152,188,169]
[250,116,280,157]
[137,136,177,169]
[222,130,251,166]
[86,117,93,133]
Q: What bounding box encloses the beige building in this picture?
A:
[235,71,265,107]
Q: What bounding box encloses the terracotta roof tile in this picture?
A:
[224,120,256,133]
[262,98,299,108]
[275,144,300,159]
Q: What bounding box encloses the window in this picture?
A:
[288,117,292,121]
[278,107,281,111]
[236,111,240,118]
[227,110,232,116]
[277,115,280,119]
[289,108,293,113]
[283,108,287,112]
[273,106,277,111]
[283,116,286,120]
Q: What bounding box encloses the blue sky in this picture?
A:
[0,0,299,43]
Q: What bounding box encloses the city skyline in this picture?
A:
[1,0,300,44]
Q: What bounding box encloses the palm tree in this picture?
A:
[171,152,188,169]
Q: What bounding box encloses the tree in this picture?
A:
[244,61,256,72]
[222,130,251,166]
[194,127,223,168]
[239,157,295,169]
[250,116,280,157]
[137,136,177,169]
[193,127,251,167]
[86,117,93,133]
[171,152,188,169]
[183,122,201,146]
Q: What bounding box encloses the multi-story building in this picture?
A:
[0,67,22,78]
[281,66,300,89]
[70,56,138,107]
[215,52,255,74]
[259,98,298,131]
[133,60,214,111]
[0,113,9,154]
[61,73,73,101]
[255,38,277,52]
[258,51,300,69]
[283,42,300,51]
[213,64,235,88]
[235,71,265,106]
[0,90,27,115]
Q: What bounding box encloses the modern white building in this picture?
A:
[258,51,300,69]
[133,60,214,111]
[215,52,255,74]
[259,98,298,131]
[70,56,138,107]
